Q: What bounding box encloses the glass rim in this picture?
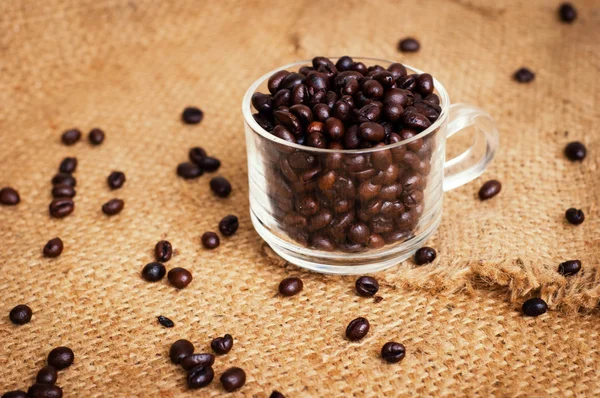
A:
[242,57,450,154]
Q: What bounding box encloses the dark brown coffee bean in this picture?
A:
[177,162,203,179]
[272,125,297,147]
[308,209,333,231]
[202,232,220,249]
[157,315,174,328]
[358,180,382,202]
[381,342,406,363]
[59,157,77,174]
[558,2,577,23]
[335,56,353,71]
[270,391,286,398]
[522,298,548,317]
[278,276,303,296]
[253,113,274,131]
[397,74,417,91]
[273,89,292,108]
[274,110,302,136]
[168,267,193,289]
[359,122,385,142]
[107,171,126,189]
[220,367,246,392]
[323,91,338,108]
[210,176,232,198]
[403,111,431,131]
[102,198,124,216]
[304,132,325,149]
[387,63,407,81]
[355,276,379,296]
[200,156,222,172]
[61,129,81,145]
[251,92,273,113]
[312,103,331,122]
[414,101,440,122]
[219,215,239,236]
[188,147,207,165]
[268,70,290,94]
[381,165,400,185]
[182,107,204,124]
[565,208,584,225]
[351,62,367,74]
[154,240,172,262]
[291,84,309,105]
[363,79,384,98]
[2,391,28,398]
[400,171,424,192]
[49,198,74,218]
[355,103,382,123]
[170,339,194,364]
[558,260,581,276]
[51,173,76,187]
[564,141,586,161]
[88,128,105,145]
[371,145,392,171]
[305,72,330,92]
[181,353,215,371]
[288,152,317,170]
[514,68,535,83]
[141,262,166,282]
[310,232,335,251]
[0,187,20,205]
[296,195,319,217]
[415,246,436,265]
[424,93,440,105]
[43,238,63,258]
[324,117,344,140]
[368,234,385,248]
[341,79,359,95]
[334,71,363,89]
[211,334,234,355]
[346,317,370,341]
[348,222,370,245]
[416,73,434,95]
[398,37,420,52]
[332,100,352,121]
[325,142,343,170]
[27,384,63,398]
[188,365,214,389]
[281,72,306,91]
[47,346,74,370]
[306,121,324,135]
[478,180,501,200]
[343,125,361,149]
[36,366,58,385]
[9,304,32,325]
[290,105,313,126]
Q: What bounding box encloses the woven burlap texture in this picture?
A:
[1,0,599,396]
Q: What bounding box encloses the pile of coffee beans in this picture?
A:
[141,240,193,289]
[251,56,440,252]
[50,157,77,218]
[177,146,222,179]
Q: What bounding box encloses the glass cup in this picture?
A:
[243,57,498,274]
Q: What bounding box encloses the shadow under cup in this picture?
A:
[243,58,452,274]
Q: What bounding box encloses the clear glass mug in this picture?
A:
[242,57,498,274]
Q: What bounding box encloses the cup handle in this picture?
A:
[442,103,499,191]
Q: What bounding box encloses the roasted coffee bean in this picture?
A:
[189,147,207,165]
[309,209,333,231]
[359,122,385,142]
[565,208,584,225]
[274,110,302,136]
[59,157,77,174]
[290,104,313,126]
[424,93,440,105]
[371,145,392,171]
[306,121,324,135]
[333,100,352,121]
[102,198,124,216]
[324,117,344,140]
[325,143,344,170]
[182,107,204,124]
[381,342,406,363]
[334,71,363,89]
[51,173,76,187]
[356,103,382,123]
[211,334,234,355]
[9,304,32,325]
[272,125,297,146]
[157,315,174,328]
[88,128,105,145]
[363,79,384,98]
[168,267,193,289]
[368,234,385,249]
[188,365,215,389]
[312,103,331,123]
[288,152,317,170]
[564,141,586,161]
[36,366,58,385]
[47,347,74,370]
[43,238,63,258]
[210,176,232,198]
[305,72,330,92]
[270,391,286,398]
[387,63,408,80]
[478,180,501,200]
[273,89,292,108]
[278,276,303,296]
[558,260,581,276]
[348,222,370,245]
[281,72,306,90]
[201,232,220,249]
[343,125,361,149]
[522,298,548,317]
[268,70,290,94]
[220,367,246,392]
[414,246,436,265]
[61,129,81,145]
[219,215,239,236]
[253,113,274,131]
[181,353,215,371]
[514,68,535,83]
[49,198,74,218]
[341,79,359,95]
[336,56,353,71]
[398,37,420,52]
[351,61,367,74]
[198,156,221,172]
[355,276,379,296]
[251,92,273,113]
[0,187,20,205]
[170,339,194,364]
[381,165,400,185]
[403,111,431,131]
[177,162,203,179]
[154,240,172,262]
[372,71,395,89]
[107,171,126,189]
[358,179,382,202]
[291,84,309,105]
[296,195,319,217]
[310,232,335,251]
[346,317,370,341]
[414,101,440,122]
[558,2,577,23]
[141,262,166,282]
[383,88,412,107]
[2,391,28,398]
[383,104,403,121]
[416,73,434,95]
[397,74,417,91]
[27,384,63,398]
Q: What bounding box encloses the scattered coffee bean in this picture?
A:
[49,198,74,218]
[154,240,172,262]
[219,215,239,236]
[478,180,502,200]
[564,141,586,161]
[514,68,535,83]
[355,276,379,297]
[181,353,215,371]
[565,208,585,225]
[168,267,193,289]
[188,365,215,389]
[522,298,548,317]
[398,37,420,52]
[346,317,370,341]
[36,366,58,385]
[220,367,246,392]
[2,391,28,398]
[59,157,77,174]
[52,185,76,199]
[27,384,63,398]
[211,334,233,355]
[169,339,195,364]
[201,232,220,249]
[177,162,203,179]
[210,177,232,198]
[47,347,74,370]
[51,173,76,187]
[197,156,221,172]
[381,342,406,363]
[270,391,285,398]
[102,199,124,216]
[0,187,20,205]
[88,128,105,145]
[558,260,581,276]
[182,107,204,124]
[189,147,207,165]
[9,304,32,325]
[61,129,81,145]
[157,315,174,328]
[558,2,577,23]
[414,247,436,265]
[278,277,303,296]
[43,238,64,258]
[107,171,126,189]
[141,262,166,282]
